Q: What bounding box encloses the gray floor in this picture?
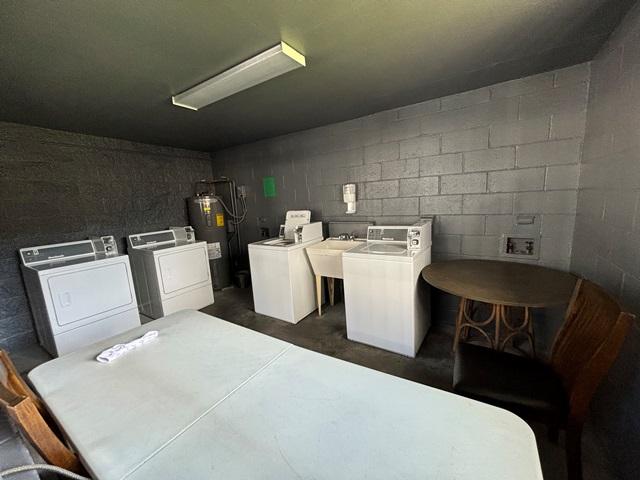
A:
[202,287,616,480]
[3,286,616,479]
[204,286,455,391]
[0,415,39,480]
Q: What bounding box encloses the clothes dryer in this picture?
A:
[20,236,140,356]
[127,227,214,319]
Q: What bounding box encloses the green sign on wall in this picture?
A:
[263,176,276,198]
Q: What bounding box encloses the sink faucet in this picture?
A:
[338,233,356,241]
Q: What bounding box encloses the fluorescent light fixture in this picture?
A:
[172,41,306,110]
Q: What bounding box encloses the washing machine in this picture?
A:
[249,211,323,323]
[20,236,141,356]
[127,227,214,319]
[342,221,432,357]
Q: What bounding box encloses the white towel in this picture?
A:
[96,331,159,363]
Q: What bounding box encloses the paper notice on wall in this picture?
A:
[207,242,222,260]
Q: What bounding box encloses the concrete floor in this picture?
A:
[3,286,615,479]
[202,287,616,480]
[204,286,454,391]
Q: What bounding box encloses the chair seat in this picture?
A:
[453,343,568,424]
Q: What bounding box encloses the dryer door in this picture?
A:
[47,262,135,327]
[157,244,210,295]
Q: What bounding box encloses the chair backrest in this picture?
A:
[0,349,85,474]
[550,279,635,422]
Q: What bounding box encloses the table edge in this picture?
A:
[421,271,576,308]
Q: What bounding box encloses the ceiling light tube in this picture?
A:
[172,41,306,110]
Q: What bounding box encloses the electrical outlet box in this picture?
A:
[237,185,247,198]
[500,234,539,259]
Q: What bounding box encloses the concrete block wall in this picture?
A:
[570,4,640,479]
[212,63,589,337]
[0,122,212,351]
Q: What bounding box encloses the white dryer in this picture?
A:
[342,222,432,357]
[20,236,141,356]
[127,227,214,319]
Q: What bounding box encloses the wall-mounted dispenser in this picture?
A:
[343,183,356,214]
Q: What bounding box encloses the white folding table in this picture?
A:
[29,310,543,480]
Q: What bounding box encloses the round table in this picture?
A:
[422,259,577,356]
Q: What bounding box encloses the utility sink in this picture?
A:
[305,239,361,279]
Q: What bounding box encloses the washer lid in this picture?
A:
[345,242,413,257]
[363,244,407,255]
[249,237,321,251]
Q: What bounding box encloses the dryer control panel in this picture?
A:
[20,240,96,266]
[128,230,176,249]
[407,219,432,251]
[365,220,432,251]
[407,228,422,250]
[170,226,196,244]
[366,227,408,244]
[91,236,118,256]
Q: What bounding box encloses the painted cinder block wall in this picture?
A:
[0,122,212,350]
[570,4,640,479]
[211,62,590,344]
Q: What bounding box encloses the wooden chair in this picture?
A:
[0,349,86,474]
[453,278,635,480]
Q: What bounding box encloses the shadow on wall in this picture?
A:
[590,324,640,478]
[0,121,212,351]
[567,2,640,478]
